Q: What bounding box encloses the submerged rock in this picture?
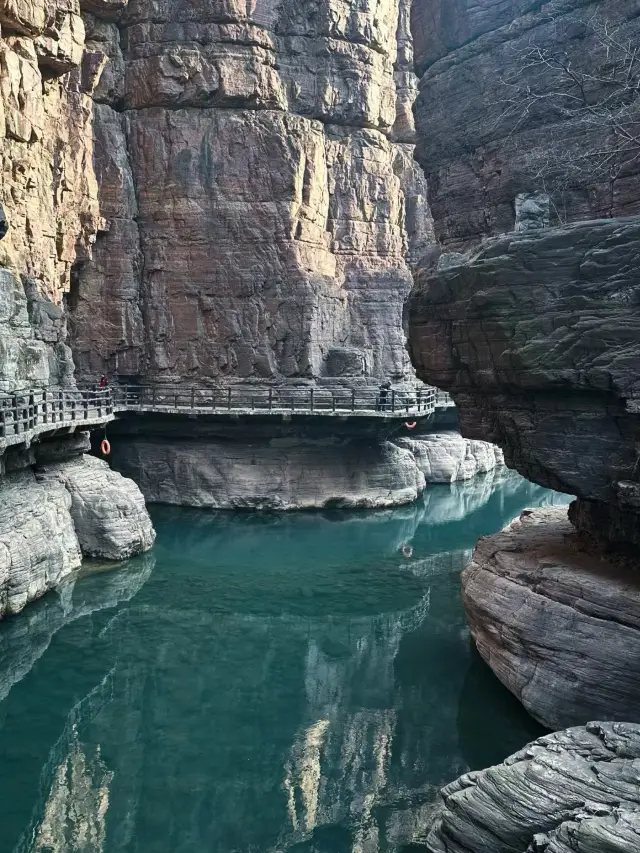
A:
[396,432,504,483]
[462,506,640,730]
[423,721,640,853]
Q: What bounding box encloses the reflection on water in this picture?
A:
[0,470,571,853]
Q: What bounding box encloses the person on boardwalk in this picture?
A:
[99,374,108,389]
[377,381,391,411]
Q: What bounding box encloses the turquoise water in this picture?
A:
[0,471,571,853]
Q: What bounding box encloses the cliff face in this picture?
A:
[0,1,154,615]
[0,0,104,299]
[409,218,640,547]
[68,0,433,385]
[413,0,640,249]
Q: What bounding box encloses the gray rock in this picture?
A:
[0,203,7,240]
[396,432,504,483]
[424,721,640,853]
[110,435,426,511]
[514,192,550,232]
[412,0,640,249]
[461,505,640,730]
[36,455,155,560]
[0,469,81,617]
[408,216,640,547]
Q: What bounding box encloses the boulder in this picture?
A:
[462,506,640,730]
[424,721,640,853]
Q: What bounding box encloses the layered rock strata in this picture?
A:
[0,431,154,618]
[69,0,433,386]
[408,217,640,547]
[412,0,640,249]
[108,414,427,510]
[424,721,640,853]
[397,432,504,484]
[462,506,640,730]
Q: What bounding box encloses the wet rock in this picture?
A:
[461,506,640,730]
[424,721,640,853]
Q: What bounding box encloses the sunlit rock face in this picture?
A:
[0,0,103,301]
[412,0,640,249]
[425,722,640,853]
[69,0,433,385]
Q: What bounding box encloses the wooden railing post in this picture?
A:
[227,388,232,411]
[310,388,314,413]
[352,389,356,412]
[191,388,195,409]
[391,390,395,413]
[269,388,273,412]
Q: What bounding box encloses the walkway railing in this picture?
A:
[113,384,437,418]
[0,383,454,449]
[0,388,113,446]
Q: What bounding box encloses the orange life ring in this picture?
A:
[100,438,111,456]
[405,421,417,430]
[401,543,413,558]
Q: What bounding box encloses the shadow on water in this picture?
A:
[0,469,570,853]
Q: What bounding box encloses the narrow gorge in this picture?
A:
[0,0,638,851]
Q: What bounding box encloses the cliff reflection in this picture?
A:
[0,472,570,853]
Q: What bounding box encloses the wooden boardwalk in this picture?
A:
[0,388,114,450]
[0,383,453,451]
[112,384,441,419]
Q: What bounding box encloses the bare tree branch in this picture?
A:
[495,14,640,221]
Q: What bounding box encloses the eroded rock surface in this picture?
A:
[462,506,640,730]
[69,0,434,385]
[0,468,81,617]
[408,217,640,547]
[36,454,155,559]
[424,721,640,853]
[111,433,426,511]
[0,430,154,617]
[397,432,504,484]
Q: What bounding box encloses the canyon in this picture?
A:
[0,0,639,849]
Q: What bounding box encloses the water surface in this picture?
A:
[0,471,571,853]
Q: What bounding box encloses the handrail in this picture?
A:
[0,388,113,446]
[111,384,439,418]
[0,384,452,446]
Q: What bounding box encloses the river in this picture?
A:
[0,470,571,853]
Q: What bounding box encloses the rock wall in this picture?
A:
[408,217,640,547]
[412,0,640,249]
[68,0,433,385]
[0,0,104,300]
